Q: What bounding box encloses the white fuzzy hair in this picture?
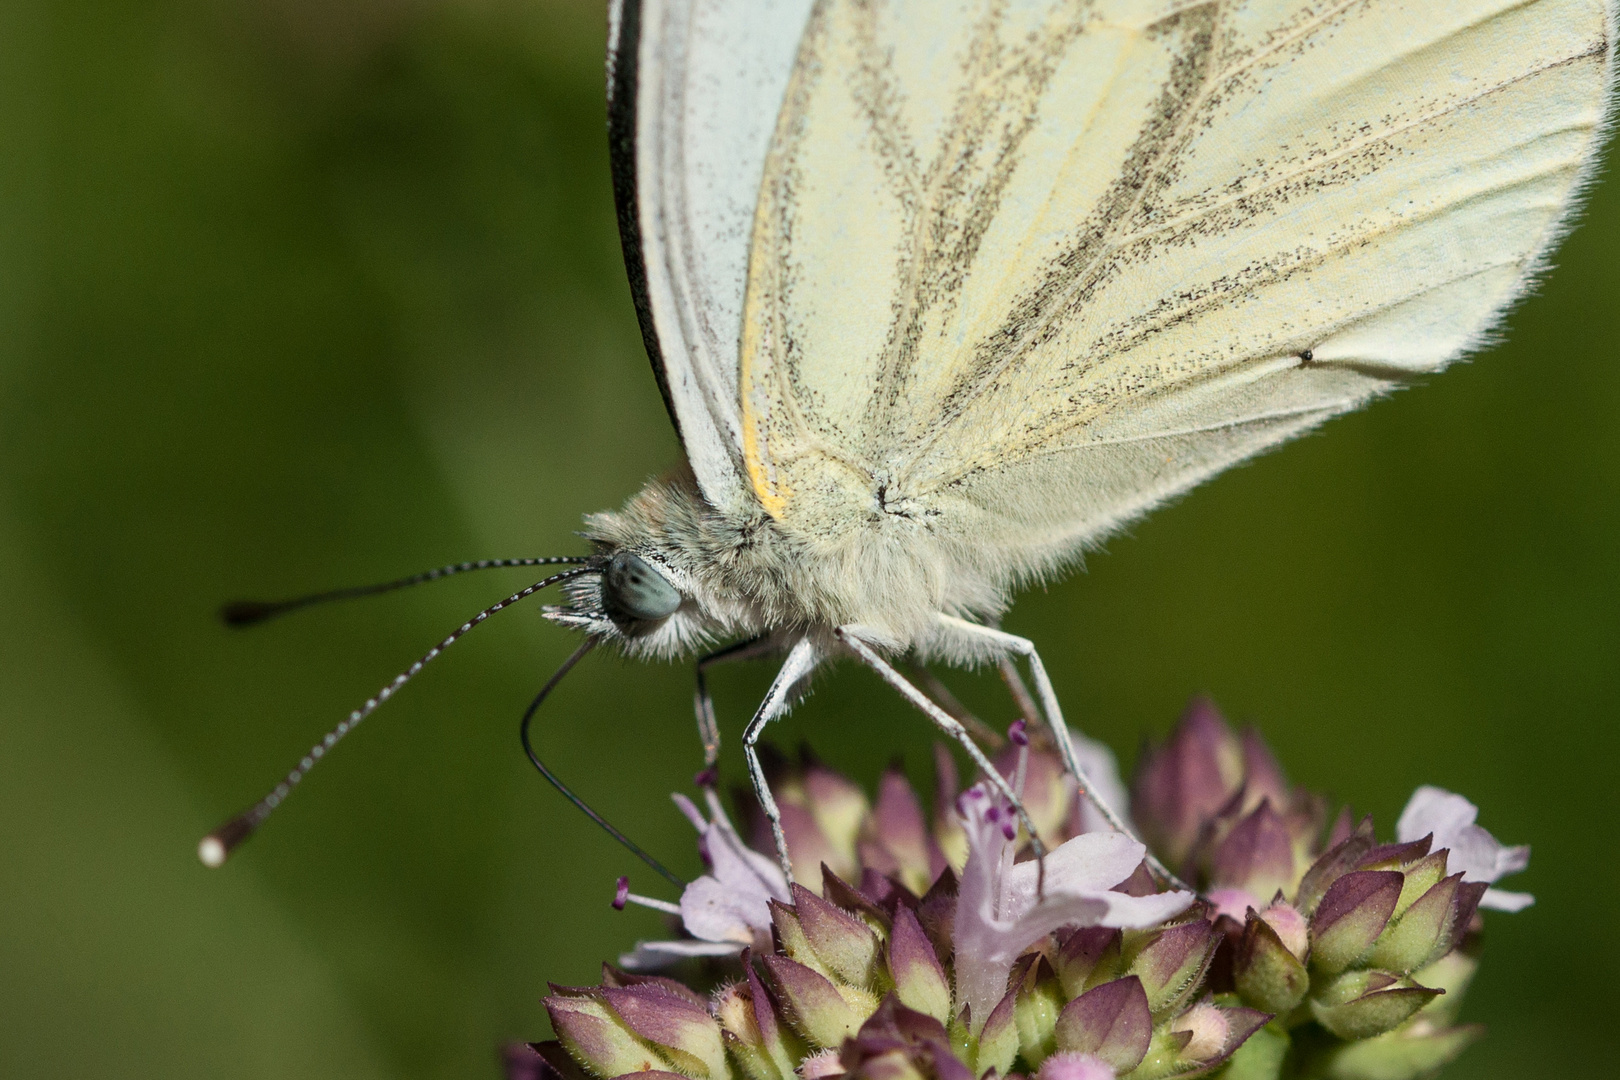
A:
[544,463,1027,664]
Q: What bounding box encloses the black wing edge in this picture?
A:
[606,0,686,441]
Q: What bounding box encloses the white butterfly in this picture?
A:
[551,0,1617,873]
[205,0,1616,877]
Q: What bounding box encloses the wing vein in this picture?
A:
[901,31,1601,479]
[901,1,1226,469]
[872,3,1095,446]
[909,242,1549,498]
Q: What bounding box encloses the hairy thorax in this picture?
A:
[549,466,1015,661]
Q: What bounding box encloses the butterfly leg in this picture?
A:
[996,656,1043,729]
[835,626,1046,865]
[934,614,1186,888]
[741,637,820,884]
[693,635,776,774]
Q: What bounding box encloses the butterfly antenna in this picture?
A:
[220,557,592,627]
[198,565,595,867]
[520,638,684,888]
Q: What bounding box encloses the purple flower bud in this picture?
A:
[772,899,816,966]
[843,997,973,1080]
[1010,720,1030,746]
[1357,836,1433,872]
[504,1041,589,1080]
[1170,1003,1229,1061]
[821,867,892,928]
[1128,919,1218,1014]
[1295,816,1376,916]
[693,766,718,789]
[1391,851,1449,917]
[1258,902,1308,961]
[1234,908,1309,1014]
[1052,976,1152,1073]
[1131,697,1244,868]
[600,964,708,1006]
[1366,873,1464,974]
[746,749,871,883]
[1450,880,1488,948]
[501,1043,547,1080]
[1011,960,1064,1068]
[1167,1005,1271,1070]
[804,762,872,876]
[858,767,935,894]
[1310,871,1403,975]
[731,957,809,1080]
[545,993,670,1078]
[914,869,958,967]
[1206,887,1261,922]
[601,985,728,1079]
[977,989,1021,1078]
[1210,800,1298,902]
[1239,728,1292,811]
[1054,928,1122,1000]
[1324,806,1356,849]
[775,802,844,888]
[847,1049,924,1080]
[713,981,762,1042]
[1310,971,1444,1040]
[790,883,882,986]
[887,905,952,1023]
[856,868,912,913]
[762,954,869,1048]
[613,876,629,912]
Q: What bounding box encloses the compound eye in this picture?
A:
[603,552,682,622]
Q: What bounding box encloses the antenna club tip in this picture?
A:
[197,811,260,867]
[198,835,228,868]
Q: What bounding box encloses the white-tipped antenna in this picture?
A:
[199,564,595,866]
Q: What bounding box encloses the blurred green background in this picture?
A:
[0,1,1614,1077]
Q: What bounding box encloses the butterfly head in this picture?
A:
[543,545,721,657]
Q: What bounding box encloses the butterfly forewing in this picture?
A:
[736,0,1614,557]
[610,0,816,516]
